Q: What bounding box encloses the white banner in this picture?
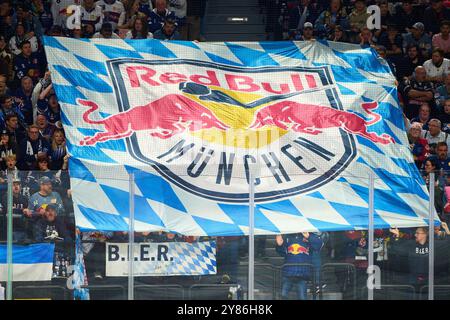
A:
[106,241,217,277]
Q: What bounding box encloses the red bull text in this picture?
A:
[75,60,395,202]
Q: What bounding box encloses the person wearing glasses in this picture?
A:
[16,124,50,170]
[390,227,430,299]
[421,118,450,155]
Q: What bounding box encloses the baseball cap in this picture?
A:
[304,22,313,29]
[45,204,57,212]
[412,22,425,31]
[12,177,21,183]
[39,176,52,185]
[1,129,7,135]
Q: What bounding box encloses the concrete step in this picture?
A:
[204,33,267,41]
[208,0,260,6]
[204,14,265,25]
[207,6,262,15]
[207,0,260,6]
[204,24,266,34]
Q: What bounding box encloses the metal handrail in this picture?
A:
[420,285,450,300]
[321,263,357,300]
[274,263,315,300]
[237,262,277,299]
[13,285,69,300]
[188,283,242,300]
[359,284,416,300]
[134,284,185,300]
[80,284,127,300]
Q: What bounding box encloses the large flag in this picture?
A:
[0,243,55,281]
[44,37,438,235]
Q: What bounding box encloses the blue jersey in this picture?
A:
[37,99,61,126]
[139,2,152,17]
[13,53,41,82]
[14,88,33,125]
[276,233,322,278]
[28,191,64,216]
[0,103,27,130]
[148,8,175,33]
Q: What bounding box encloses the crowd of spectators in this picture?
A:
[0,0,205,227]
[0,0,207,280]
[1,0,450,300]
[266,0,450,225]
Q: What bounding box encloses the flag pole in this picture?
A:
[6,173,13,300]
[428,172,435,300]
[128,172,135,300]
[248,168,255,300]
[368,172,374,300]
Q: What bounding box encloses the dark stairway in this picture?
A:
[202,0,267,41]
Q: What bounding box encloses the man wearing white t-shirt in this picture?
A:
[421,118,450,155]
[80,0,104,33]
[423,48,450,85]
[96,0,125,31]
[51,0,81,29]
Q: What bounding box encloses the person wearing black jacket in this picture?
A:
[396,45,426,82]
[33,203,71,244]
[423,0,450,35]
[0,177,29,241]
[2,114,25,153]
[390,227,430,299]
[393,0,422,34]
[17,124,50,170]
[288,0,319,33]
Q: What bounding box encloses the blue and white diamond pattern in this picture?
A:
[43,37,440,235]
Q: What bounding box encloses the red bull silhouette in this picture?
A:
[77,93,229,146]
[287,244,309,255]
[249,101,395,145]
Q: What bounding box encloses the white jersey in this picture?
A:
[168,0,186,19]
[80,5,104,32]
[96,0,125,30]
[9,36,39,55]
[423,58,450,79]
[51,0,81,28]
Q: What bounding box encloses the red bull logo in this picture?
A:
[78,94,229,146]
[249,101,394,145]
[77,60,395,203]
[287,243,309,255]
